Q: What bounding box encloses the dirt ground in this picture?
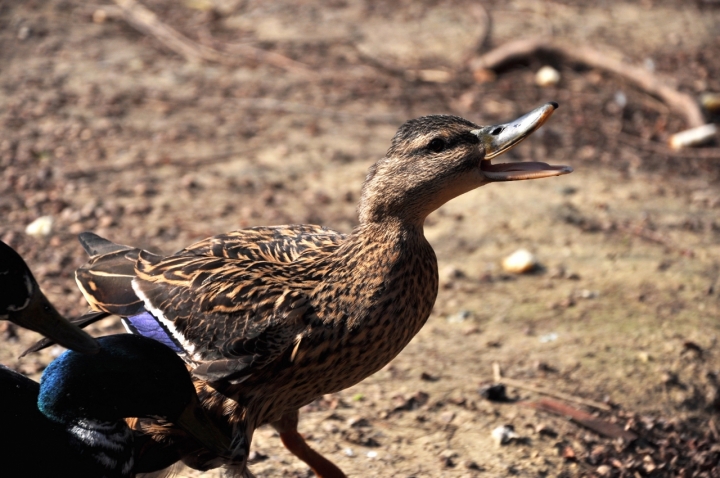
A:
[2,0,720,476]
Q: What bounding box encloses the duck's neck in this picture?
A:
[305,218,438,385]
[67,419,135,477]
[356,217,426,244]
[326,218,438,332]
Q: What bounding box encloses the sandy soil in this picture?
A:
[1,1,720,476]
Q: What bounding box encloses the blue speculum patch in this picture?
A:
[123,311,184,354]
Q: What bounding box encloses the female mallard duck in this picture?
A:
[45,103,571,476]
[0,240,99,354]
[3,333,231,477]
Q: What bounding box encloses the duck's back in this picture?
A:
[180,225,346,263]
[76,224,345,315]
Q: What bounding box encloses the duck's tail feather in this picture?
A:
[78,232,133,257]
[75,234,161,317]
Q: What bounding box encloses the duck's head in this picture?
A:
[0,240,99,355]
[358,102,572,226]
[39,334,231,457]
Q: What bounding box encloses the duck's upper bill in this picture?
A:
[473,102,573,181]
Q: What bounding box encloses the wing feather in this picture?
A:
[73,227,341,381]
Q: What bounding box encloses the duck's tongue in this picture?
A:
[472,102,573,181]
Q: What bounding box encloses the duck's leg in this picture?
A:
[271,409,346,478]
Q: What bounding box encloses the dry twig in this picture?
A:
[469,38,705,129]
[109,0,314,75]
[528,398,638,441]
[492,362,612,411]
[113,0,229,63]
[618,133,720,160]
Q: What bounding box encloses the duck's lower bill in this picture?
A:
[472,102,573,181]
[481,160,573,181]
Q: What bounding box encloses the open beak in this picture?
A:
[14,288,100,355]
[174,393,233,459]
[472,102,573,181]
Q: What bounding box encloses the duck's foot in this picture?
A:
[279,429,347,478]
[272,409,346,478]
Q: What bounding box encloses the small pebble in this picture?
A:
[478,383,509,402]
[562,445,577,460]
[614,90,627,108]
[502,249,537,274]
[535,65,560,87]
[596,464,612,476]
[700,92,720,114]
[535,423,557,437]
[416,69,451,83]
[439,411,455,423]
[420,372,439,382]
[25,215,53,237]
[347,417,371,428]
[539,333,558,343]
[344,448,354,457]
[441,265,465,280]
[491,425,518,446]
[17,26,31,40]
[447,310,472,323]
[92,9,108,24]
[366,451,378,459]
[322,421,339,433]
[559,186,578,196]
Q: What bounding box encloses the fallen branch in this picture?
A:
[469,38,705,129]
[109,0,314,75]
[492,362,612,411]
[618,133,720,159]
[528,398,638,441]
[113,0,229,63]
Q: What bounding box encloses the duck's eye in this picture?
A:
[428,138,446,153]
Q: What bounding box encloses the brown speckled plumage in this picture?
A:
[70,105,571,476]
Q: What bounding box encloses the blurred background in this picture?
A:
[1,0,719,476]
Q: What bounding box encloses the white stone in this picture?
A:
[502,249,537,274]
[535,66,560,87]
[25,215,53,237]
[491,425,518,446]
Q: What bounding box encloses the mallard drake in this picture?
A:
[34,103,571,476]
[3,333,232,477]
[0,240,99,354]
